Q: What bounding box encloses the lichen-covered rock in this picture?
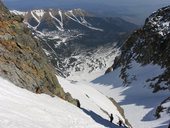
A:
[0,1,76,104]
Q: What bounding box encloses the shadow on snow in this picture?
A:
[92,71,169,123]
[81,108,125,128]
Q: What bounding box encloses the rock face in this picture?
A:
[108,6,170,92]
[0,1,76,104]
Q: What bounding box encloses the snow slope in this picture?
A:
[92,62,170,128]
[0,76,128,128]
[0,77,104,128]
[0,78,103,128]
[66,46,120,82]
[58,76,128,127]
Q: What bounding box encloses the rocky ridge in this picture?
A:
[0,1,76,104]
[106,6,170,118]
[108,6,170,92]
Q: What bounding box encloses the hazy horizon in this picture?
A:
[3,0,170,24]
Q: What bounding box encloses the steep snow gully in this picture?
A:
[0,76,128,128]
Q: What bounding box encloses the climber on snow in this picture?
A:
[109,113,114,123]
[118,119,123,126]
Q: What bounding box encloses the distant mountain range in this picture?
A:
[4,0,170,25]
[11,9,138,80]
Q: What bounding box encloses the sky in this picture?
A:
[3,0,170,24]
[3,0,170,8]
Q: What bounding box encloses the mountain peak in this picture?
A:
[67,8,92,17]
[0,0,10,19]
[145,5,170,36]
[11,8,92,17]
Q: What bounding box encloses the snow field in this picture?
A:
[0,77,104,128]
[58,76,126,126]
[92,62,170,128]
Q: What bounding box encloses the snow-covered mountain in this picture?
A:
[11,9,138,80]
[0,2,131,128]
[92,6,170,128]
[3,0,170,127]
